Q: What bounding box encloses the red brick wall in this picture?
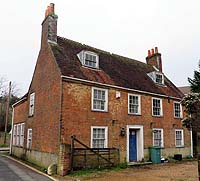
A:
[61,81,190,152]
[23,43,61,154]
[13,100,28,124]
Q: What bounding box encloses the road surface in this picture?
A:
[0,155,52,181]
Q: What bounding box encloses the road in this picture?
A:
[0,155,52,181]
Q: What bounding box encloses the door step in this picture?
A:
[128,162,152,166]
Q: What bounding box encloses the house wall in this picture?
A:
[13,100,27,124]
[61,81,191,162]
[12,43,61,168]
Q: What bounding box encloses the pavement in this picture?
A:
[0,154,56,181]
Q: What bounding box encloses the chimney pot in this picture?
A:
[49,3,55,14]
[155,47,158,53]
[151,48,154,55]
[148,50,151,57]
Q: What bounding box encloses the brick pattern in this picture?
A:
[25,43,61,154]
[61,82,190,157]
[57,144,70,176]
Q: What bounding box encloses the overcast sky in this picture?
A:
[1,1,200,96]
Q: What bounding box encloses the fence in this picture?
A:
[70,136,119,171]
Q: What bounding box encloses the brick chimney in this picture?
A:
[41,3,58,46]
[146,47,162,72]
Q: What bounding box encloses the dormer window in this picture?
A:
[147,71,164,85]
[77,50,99,69]
[155,73,163,84]
[85,52,98,68]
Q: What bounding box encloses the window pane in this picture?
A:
[174,103,181,118]
[153,99,161,116]
[93,89,106,111]
[129,95,139,114]
[92,128,106,148]
[84,53,97,68]
[153,130,162,146]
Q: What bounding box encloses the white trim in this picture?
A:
[27,128,32,149]
[13,125,17,146]
[61,76,182,100]
[173,101,183,118]
[83,51,99,69]
[91,126,108,148]
[91,87,108,112]
[128,94,141,115]
[152,97,163,117]
[126,125,144,162]
[10,108,15,154]
[175,129,184,147]
[155,72,164,84]
[20,123,25,147]
[152,128,164,147]
[16,124,21,146]
[12,97,27,107]
[29,93,35,116]
[147,71,165,85]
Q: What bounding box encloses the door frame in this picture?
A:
[127,125,144,162]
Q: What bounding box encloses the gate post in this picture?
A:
[57,144,71,176]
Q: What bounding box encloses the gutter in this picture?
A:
[61,75,182,100]
[12,97,27,107]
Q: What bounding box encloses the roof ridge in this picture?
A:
[57,36,111,55]
[57,36,148,66]
[111,53,147,66]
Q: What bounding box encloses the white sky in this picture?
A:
[1,1,200,96]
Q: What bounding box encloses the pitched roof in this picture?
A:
[178,86,191,95]
[51,36,183,98]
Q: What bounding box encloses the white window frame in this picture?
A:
[175,129,184,147]
[91,126,108,148]
[16,124,21,146]
[153,128,164,147]
[128,94,141,115]
[174,101,183,118]
[84,51,99,69]
[29,93,35,116]
[152,97,163,117]
[20,123,25,147]
[92,87,108,112]
[155,73,164,84]
[147,71,164,85]
[13,125,17,145]
[27,128,32,149]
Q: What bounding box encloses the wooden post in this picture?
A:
[4,81,11,144]
[70,135,75,171]
[84,149,87,168]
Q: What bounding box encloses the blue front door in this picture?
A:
[129,129,137,162]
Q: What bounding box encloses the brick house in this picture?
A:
[11,4,191,175]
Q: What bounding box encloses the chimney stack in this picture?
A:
[45,3,55,18]
[41,3,58,46]
[146,47,163,72]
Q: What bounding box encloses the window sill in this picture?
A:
[128,113,141,116]
[153,146,164,149]
[92,109,108,113]
[175,146,184,148]
[152,115,163,118]
[174,117,183,119]
[82,65,100,71]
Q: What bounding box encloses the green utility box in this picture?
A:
[149,146,161,164]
